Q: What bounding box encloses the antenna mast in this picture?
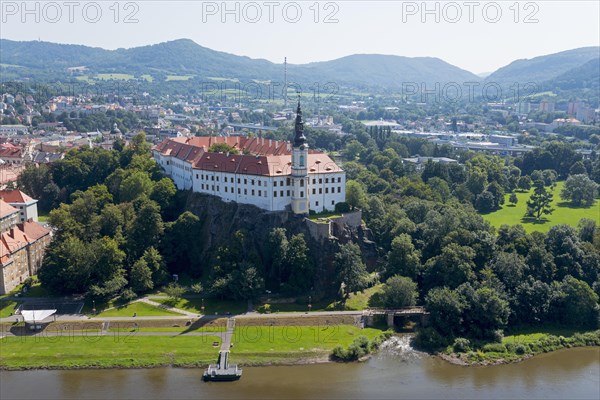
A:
[284,57,288,109]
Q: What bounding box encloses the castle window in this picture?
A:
[312,179,316,184]
[338,187,341,193]
[316,201,319,206]
[225,187,227,193]
[252,190,255,196]
[319,178,322,184]
[238,178,241,184]
[300,191,304,197]
[300,179,304,187]
[258,181,262,186]
[196,174,199,179]
[325,178,329,183]
[244,179,247,185]
[338,177,341,183]
[211,176,214,181]
[312,189,316,195]
[287,190,290,196]
[332,200,335,205]
[319,188,322,194]
[280,191,284,197]
[258,190,261,196]
[325,188,329,193]
[274,181,277,187]
[287,178,291,186]
[274,191,277,197]
[300,154,305,167]
[244,189,247,195]
[238,188,241,194]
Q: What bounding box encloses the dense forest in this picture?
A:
[17,126,600,349]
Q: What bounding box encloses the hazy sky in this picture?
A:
[1,1,599,74]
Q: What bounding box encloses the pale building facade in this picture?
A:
[153,103,346,213]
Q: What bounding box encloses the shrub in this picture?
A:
[257,303,271,314]
[335,202,351,213]
[515,343,529,355]
[120,288,136,303]
[331,335,371,361]
[482,343,506,353]
[453,338,471,353]
[413,327,450,351]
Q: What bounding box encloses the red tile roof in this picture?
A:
[0,189,35,204]
[155,137,343,177]
[0,200,18,218]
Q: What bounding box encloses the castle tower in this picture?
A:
[291,100,309,214]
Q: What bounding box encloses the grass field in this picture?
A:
[482,181,600,232]
[154,297,247,315]
[0,325,387,369]
[95,301,184,317]
[139,74,154,82]
[95,73,135,81]
[0,300,19,318]
[230,325,385,365]
[166,75,194,81]
[0,336,221,369]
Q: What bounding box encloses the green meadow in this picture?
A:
[482,181,600,233]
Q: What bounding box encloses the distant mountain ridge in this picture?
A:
[0,38,478,89]
[485,47,600,87]
[1,39,598,93]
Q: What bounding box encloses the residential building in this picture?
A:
[0,190,39,222]
[0,195,50,294]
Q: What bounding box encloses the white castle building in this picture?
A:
[153,102,346,214]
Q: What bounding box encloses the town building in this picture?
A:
[0,195,51,295]
[0,190,39,222]
[153,102,346,214]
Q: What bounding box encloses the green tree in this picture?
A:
[517,175,532,191]
[423,244,476,291]
[130,258,154,293]
[208,142,239,154]
[164,282,186,300]
[335,243,368,296]
[387,234,421,279]
[381,275,418,308]
[560,174,599,206]
[526,180,554,220]
[346,180,367,209]
[509,193,518,206]
[425,287,464,337]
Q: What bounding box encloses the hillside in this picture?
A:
[0,38,478,89]
[486,47,600,88]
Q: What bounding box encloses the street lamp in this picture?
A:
[92,300,96,315]
[201,298,205,315]
[308,295,312,313]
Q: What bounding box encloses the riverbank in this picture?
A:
[0,324,388,370]
[438,329,600,366]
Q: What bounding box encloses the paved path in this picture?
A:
[136,298,198,317]
[220,318,235,351]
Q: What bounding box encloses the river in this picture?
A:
[1,337,599,399]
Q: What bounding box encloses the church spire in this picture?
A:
[293,98,306,147]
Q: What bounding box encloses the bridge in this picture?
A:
[364,307,429,328]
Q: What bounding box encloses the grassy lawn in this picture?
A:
[95,73,134,80]
[230,325,385,364]
[0,335,221,369]
[153,297,247,315]
[139,74,154,82]
[482,181,600,232]
[166,75,194,81]
[108,326,227,333]
[308,212,343,221]
[345,284,384,310]
[95,301,184,317]
[0,300,19,318]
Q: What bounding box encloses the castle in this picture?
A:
[153,102,346,213]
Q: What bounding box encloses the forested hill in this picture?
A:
[1,38,478,89]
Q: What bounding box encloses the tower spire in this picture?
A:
[294,96,306,147]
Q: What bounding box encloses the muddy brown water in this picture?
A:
[1,337,598,399]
